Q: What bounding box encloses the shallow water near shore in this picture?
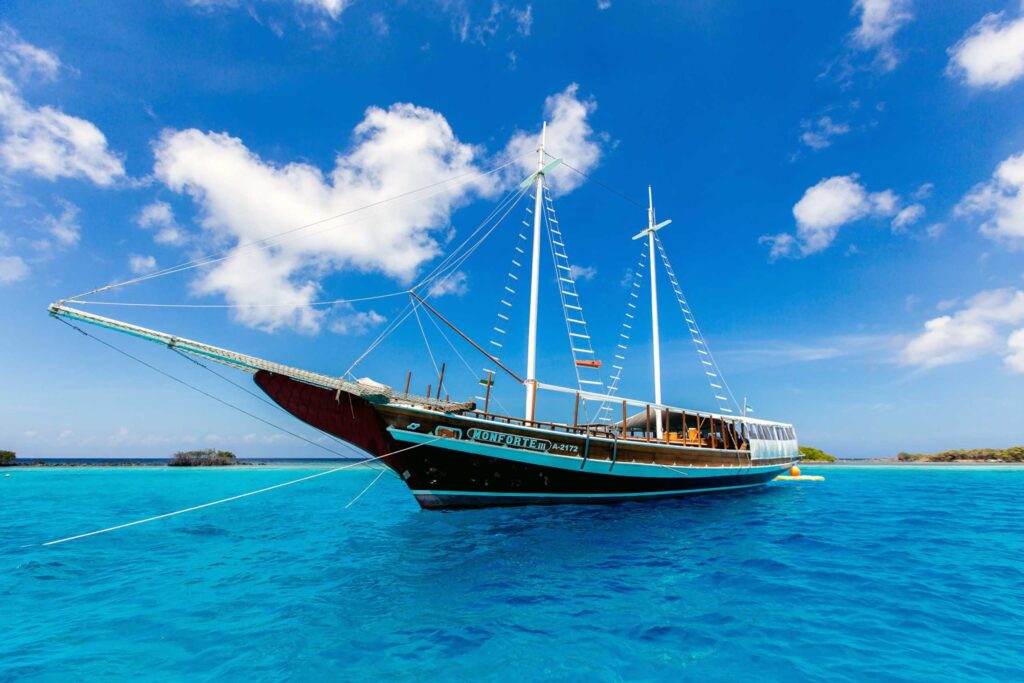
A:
[2,465,1023,681]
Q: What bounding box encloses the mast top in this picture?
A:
[631,185,672,240]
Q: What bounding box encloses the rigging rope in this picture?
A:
[424,303,510,415]
[654,233,741,414]
[595,244,648,423]
[552,154,647,210]
[70,292,409,309]
[54,316,361,460]
[41,437,442,547]
[412,303,440,381]
[343,183,531,378]
[540,181,604,421]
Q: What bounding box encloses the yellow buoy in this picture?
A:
[789,465,801,477]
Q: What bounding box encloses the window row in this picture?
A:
[746,423,795,441]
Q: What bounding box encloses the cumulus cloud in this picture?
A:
[800,116,850,150]
[902,288,1024,370]
[948,4,1024,89]
[153,104,496,332]
[504,83,603,195]
[137,200,188,246]
[850,0,913,70]
[128,253,157,274]
[0,25,124,186]
[0,253,28,283]
[151,85,601,333]
[956,150,1024,247]
[764,175,902,258]
[1006,329,1024,373]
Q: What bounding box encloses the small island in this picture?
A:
[168,449,240,467]
[0,450,15,467]
[897,447,1024,463]
[799,446,836,462]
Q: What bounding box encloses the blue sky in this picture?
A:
[1,0,1023,459]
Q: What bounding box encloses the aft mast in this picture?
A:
[632,186,672,437]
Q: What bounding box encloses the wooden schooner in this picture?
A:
[50,124,799,509]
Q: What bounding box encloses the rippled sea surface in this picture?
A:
[2,465,1023,682]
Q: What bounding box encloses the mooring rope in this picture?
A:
[343,467,389,509]
[41,437,441,547]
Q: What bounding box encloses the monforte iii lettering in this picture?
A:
[467,428,552,453]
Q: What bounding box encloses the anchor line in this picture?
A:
[42,437,442,547]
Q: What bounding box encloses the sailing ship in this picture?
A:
[50,124,799,509]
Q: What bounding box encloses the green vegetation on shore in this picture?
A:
[799,446,836,462]
[169,449,238,467]
[897,447,1024,463]
[0,450,15,466]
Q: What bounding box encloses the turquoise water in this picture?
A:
[2,465,1023,681]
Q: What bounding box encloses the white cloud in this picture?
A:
[800,116,850,150]
[891,203,924,232]
[1006,329,1024,373]
[948,5,1024,89]
[597,0,611,9]
[0,27,124,186]
[0,25,60,81]
[850,0,913,70]
[128,253,158,274]
[428,270,469,297]
[956,150,1024,247]
[767,175,901,257]
[504,83,602,195]
[912,182,934,200]
[512,5,533,36]
[0,254,28,283]
[298,0,351,19]
[902,288,1024,369]
[328,305,386,335]
[569,264,596,281]
[153,103,499,332]
[445,2,533,44]
[759,232,796,262]
[151,86,602,333]
[137,200,188,246]
[41,200,80,247]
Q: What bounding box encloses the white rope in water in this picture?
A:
[41,437,441,547]
[343,467,388,509]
